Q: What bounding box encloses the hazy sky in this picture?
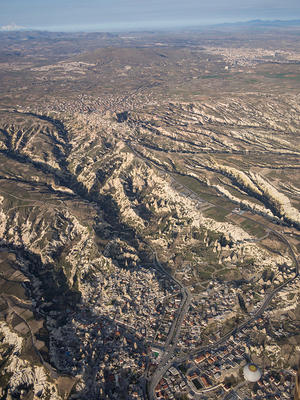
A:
[1,0,300,31]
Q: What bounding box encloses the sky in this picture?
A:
[1,0,300,32]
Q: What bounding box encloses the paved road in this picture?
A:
[147,287,191,398]
[142,241,192,395]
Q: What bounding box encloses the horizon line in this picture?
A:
[1,18,300,34]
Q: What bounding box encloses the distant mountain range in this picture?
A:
[218,19,300,26]
[212,19,300,27]
[0,19,300,34]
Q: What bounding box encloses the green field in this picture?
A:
[240,219,266,238]
[203,206,230,222]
